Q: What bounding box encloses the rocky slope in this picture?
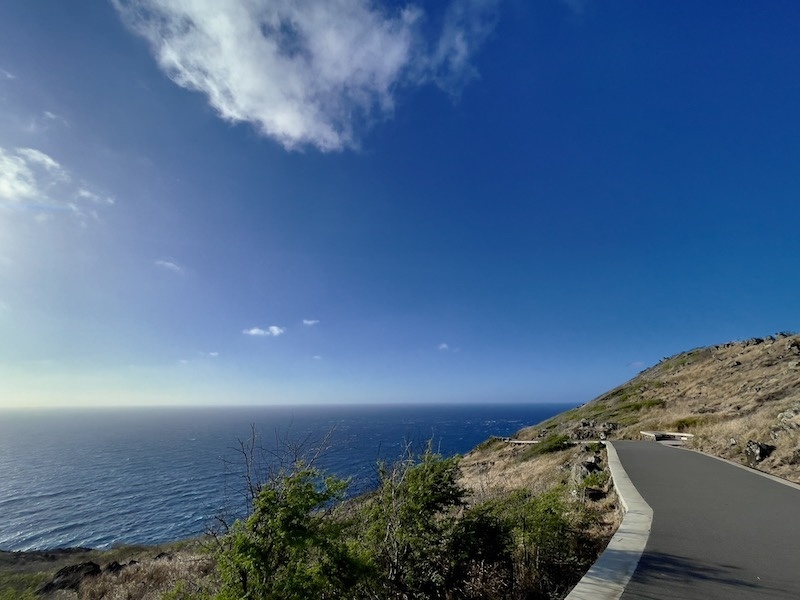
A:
[496,332,800,483]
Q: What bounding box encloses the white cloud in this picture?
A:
[438,342,450,351]
[155,259,182,273]
[0,68,15,80]
[43,111,69,127]
[16,148,62,172]
[430,0,499,92]
[0,146,112,223]
[303,319,320,326]
[243,325,285,337]
[114,0,499,151]
[78,188,115,205]
[313,355,322,360]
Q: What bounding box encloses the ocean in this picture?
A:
[0,403,571,551]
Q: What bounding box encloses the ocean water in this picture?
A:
[0,403,571,551]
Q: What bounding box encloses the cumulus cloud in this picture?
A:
[243,325,285,337]
[0,146,113,223]
[303,319,320,326]
[438,342,450,351]
[113,0,499,151]
[155,259,182,273]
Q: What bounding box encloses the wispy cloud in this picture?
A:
[155,259,182,273]
[0,146,113,223]
[42,111,69,126]
[243,325,285,337]
[303,319,320,326]
[114,0,499,151]
[0,68,15,80]
[23,111,70,135]
[78,188,115,205]
[313,355,322,360]
[438,343,450,351]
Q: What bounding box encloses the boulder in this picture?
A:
[584,487,606,501]
[154,552,174,561]
[105,560,126,573]
[745,440,776,468]
[570,463,591,484]
[38,561,101,593]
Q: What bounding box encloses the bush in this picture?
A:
[483,487,602,598]
[519,434,571,461]
[357,445,467,599]
[215,467,359,600]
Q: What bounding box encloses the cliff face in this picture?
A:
[511,333,800,483]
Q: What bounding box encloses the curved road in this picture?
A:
[614,441,800,599]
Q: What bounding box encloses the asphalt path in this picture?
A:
[614,441,800,600]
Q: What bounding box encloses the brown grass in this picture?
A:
[77,553,216,600]
[509,333,800,483]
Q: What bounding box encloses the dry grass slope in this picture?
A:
[509,332,800,483]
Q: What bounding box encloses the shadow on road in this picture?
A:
[573,545,793,599]
[621,550,791,599]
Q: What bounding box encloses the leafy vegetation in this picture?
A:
[0,572,43,600]
[214,467,357,600]
[519,434,572,461]
[205,440,604,600]
[3,431,612,600]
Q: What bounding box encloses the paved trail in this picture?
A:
[614,441,800,600]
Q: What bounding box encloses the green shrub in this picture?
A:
[582,470,610,489]
[672,416,704,431]
[482,487,602,598]
[214,467,358,600]
[475,437,505,452]
[358,447,467,599]
[519,434,571,460]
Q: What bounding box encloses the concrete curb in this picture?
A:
[564,442,653,600]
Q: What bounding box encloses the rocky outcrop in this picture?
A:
[744,440,776,468]
[772,404,800,436]
[569,421,619,440]
[38,561,101,594]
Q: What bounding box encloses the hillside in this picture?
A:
[464,332,800,485]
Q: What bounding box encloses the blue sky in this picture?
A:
[2,1,800,408]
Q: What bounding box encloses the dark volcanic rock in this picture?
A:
[38,561,101,594]
[745,440,776,468]
[154,551,174,561]
[105,560,125,573]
